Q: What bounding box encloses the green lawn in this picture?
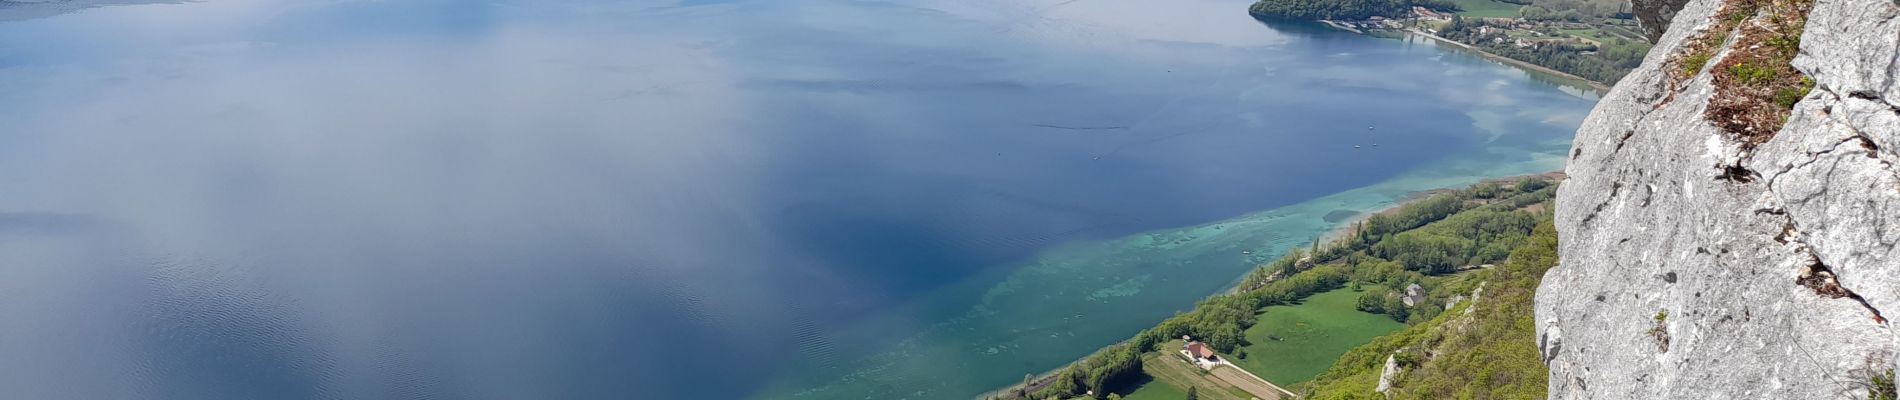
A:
[1560,28,1606,39]
[1451,0,1523,18]
[1231,286,1405,387]
[1118,378,1187,400]
[1130,349,1253,400]
[1559,28,1628,45]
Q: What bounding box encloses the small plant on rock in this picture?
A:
[1648,309,1671,352]
[1872,369,1897,400]
[1852,354,1897,400]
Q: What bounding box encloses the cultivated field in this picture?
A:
[1233,286,1405,386]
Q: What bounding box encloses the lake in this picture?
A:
[0,0,1595,398]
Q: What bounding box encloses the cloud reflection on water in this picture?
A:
[0,3,809,397]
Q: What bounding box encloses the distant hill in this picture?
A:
[1246,0,1466,21]
[1246,0,1418,20]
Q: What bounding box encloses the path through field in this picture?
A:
[1209,364,1293,400]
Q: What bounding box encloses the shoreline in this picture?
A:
[1317,20,1364,34]
[767,21,1594,392]
[1302,17,1612,92]
[980,170,1564,399]
[1400,28,1613,92]
[975,190,1426,400]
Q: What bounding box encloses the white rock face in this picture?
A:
[1376,354,1400,395]
[1465,282,1485,315]
[1402,283,1425,307]
[1537,0,1900,397]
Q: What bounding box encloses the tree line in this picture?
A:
[1248,0,1459,21]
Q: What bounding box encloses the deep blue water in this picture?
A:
[0,0,1595,398]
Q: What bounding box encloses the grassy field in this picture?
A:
[1133,348,1257,400]
[1560,28,1609,40]
[1118,377,1188,400]
[1560,28,1641,46]
[1451,0,1523,18]
[1231,286,1405,387]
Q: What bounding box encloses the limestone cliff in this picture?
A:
[1537,0,1900,397]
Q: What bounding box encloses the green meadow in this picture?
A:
[1451,0,1524,18]
[1118,379,1188,400]
[1233,286,1405,387]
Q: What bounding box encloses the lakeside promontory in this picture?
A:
[987,177,1562,399]
[1250,0,1650,85]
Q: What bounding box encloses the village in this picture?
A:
[1313,0,1652,85]
[1324,6,1643,48]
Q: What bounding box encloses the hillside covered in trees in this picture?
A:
[1302,219,1556,399]
[1248,0,1458,20]
[987,177,1558,400]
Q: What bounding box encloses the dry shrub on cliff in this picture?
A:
[1703,0,1815,145]
[1660,0,1816,146]
[1664,0,1760,86]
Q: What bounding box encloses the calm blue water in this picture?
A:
[0,0,1595,398]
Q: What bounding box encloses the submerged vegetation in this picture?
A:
[990,177,1559,399]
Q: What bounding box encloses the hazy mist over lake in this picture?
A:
[0,0,1595,398]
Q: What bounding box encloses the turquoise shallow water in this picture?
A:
[761,126,1574,399]
[0,0,1592,398]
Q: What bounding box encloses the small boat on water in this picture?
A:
[1354,145,1362,149]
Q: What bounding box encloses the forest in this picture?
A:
[1247,0,1459,20]
[1301,217,1558,399]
